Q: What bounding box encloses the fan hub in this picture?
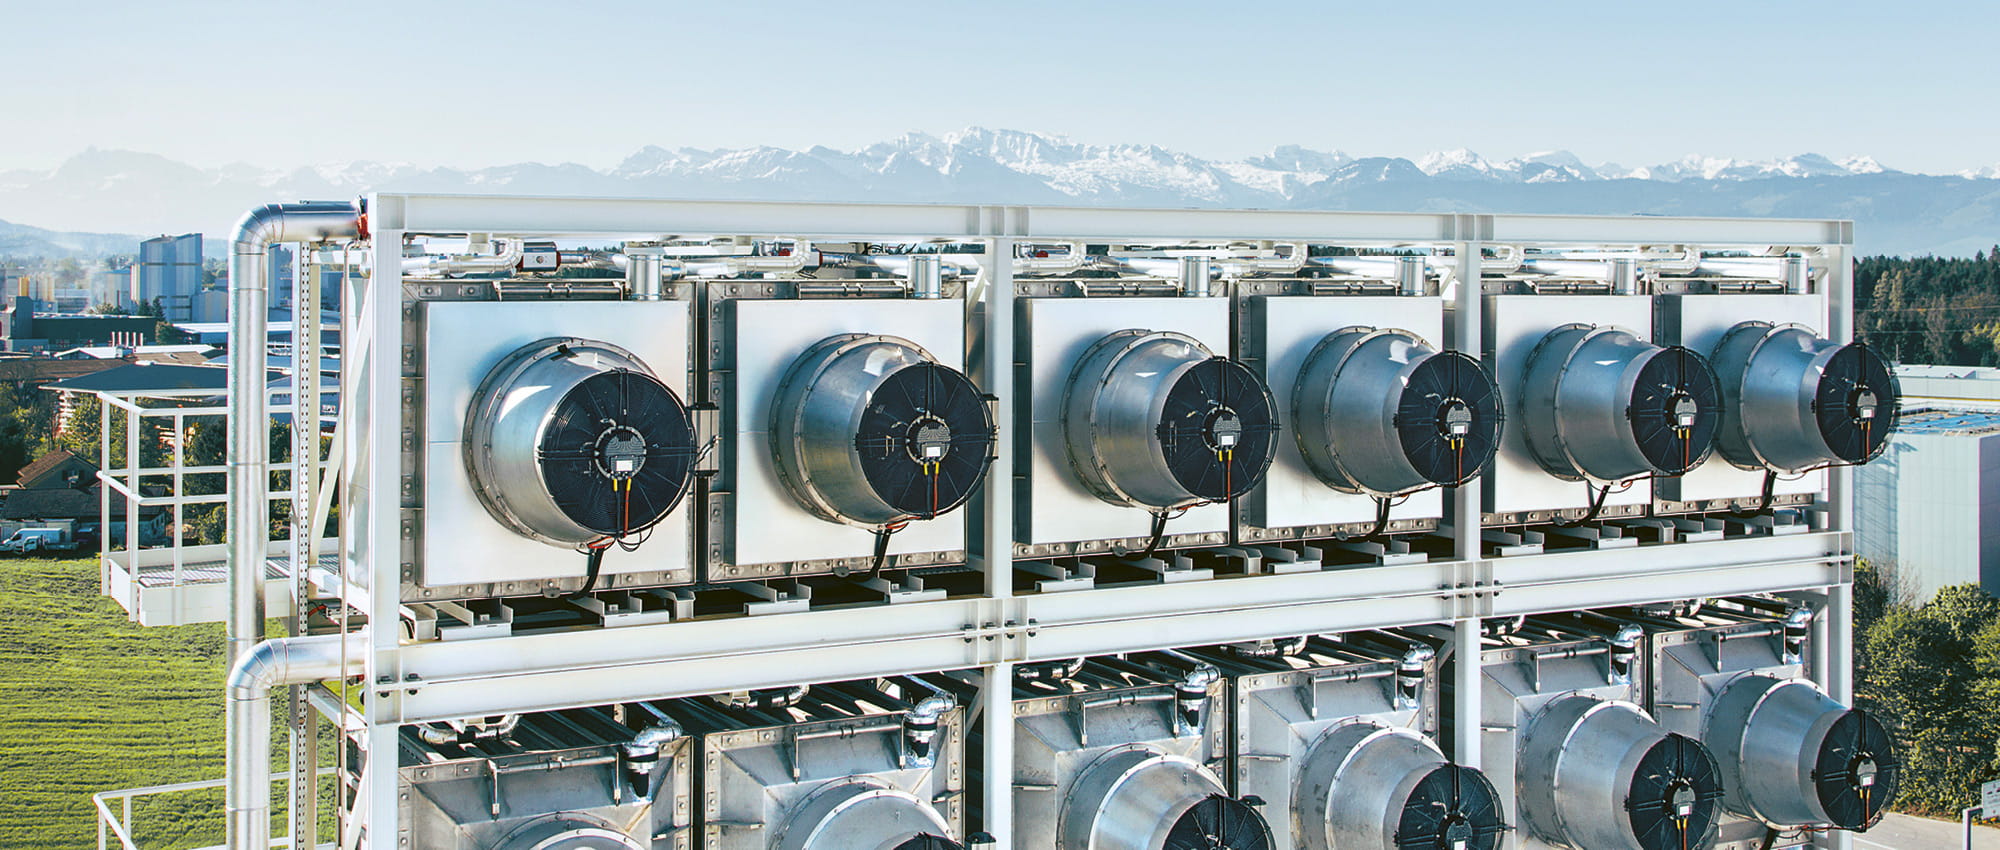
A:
[593,425,648,480]
[1850,387,1879,421]
[1203,407,1245,451]
[1668,392,1700,428]
[1438,398,1473,438]
[1665,780,1697,819]
[1850,755,1878,787]
[907,415,954,462]
[1439,815,1474,847]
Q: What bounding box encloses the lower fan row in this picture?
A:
[376,600,1892,850]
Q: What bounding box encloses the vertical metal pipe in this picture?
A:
[1178,256,1211,298]
[627,247,664,301]
[910,255,943,299]
[226,201,361,850]
[1453,618,1483,771]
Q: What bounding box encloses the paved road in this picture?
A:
[1853,813,2000,849]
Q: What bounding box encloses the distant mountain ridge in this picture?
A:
[1,128,1996,257]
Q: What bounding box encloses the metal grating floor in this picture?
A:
[128,553,337,588]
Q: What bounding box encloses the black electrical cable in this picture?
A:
[1555,482,1614,528]
[567,542,611,599]
[1137,509,1174,560]
[858,521,909,583]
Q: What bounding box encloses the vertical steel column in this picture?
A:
[1820,239,1859,850]
[288,248,321,849]
[1452,218,1487,773]
[977,229,1017,848]
[363,213,407,849]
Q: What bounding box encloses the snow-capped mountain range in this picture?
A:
[1,128,1996,257]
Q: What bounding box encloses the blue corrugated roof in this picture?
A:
[1895,408,2000,435]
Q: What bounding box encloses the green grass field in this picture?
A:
[0,556,230,849]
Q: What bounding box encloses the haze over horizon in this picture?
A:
[9,0,1998,175]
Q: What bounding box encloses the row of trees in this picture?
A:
[1853,564,2000,816]
[1855,249,2000,366]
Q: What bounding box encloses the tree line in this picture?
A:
[1856,249,2000,366]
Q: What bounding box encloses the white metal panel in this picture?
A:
[421,300,692,588]
[1484,294,1657,516]
[1242,295,1447,530]
[725,298,968,566]
[1661,293,1829,504]
[1018,296,1230,546]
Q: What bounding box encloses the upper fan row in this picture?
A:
[403,254,1893,601]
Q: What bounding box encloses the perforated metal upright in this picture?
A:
[289,197,1862,850]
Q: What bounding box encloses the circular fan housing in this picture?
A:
[1294,328,1503,496]
[1061,745,1270,850]
[491,814,646,850]
[1710,322,1900,473]
[1517,696,1723,850]
[772,334,995,528]
[1062,330,1279,511]
[1295,722,1504,850]
[1705,674,1900,829]
[774,778,958,850]
[465,338,696,547]
[1520,325,1721,482]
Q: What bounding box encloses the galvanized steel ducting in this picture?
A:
[1708,322,1900,473]
[464,337,698,547]
[1292,328,1502,496]
[1294,723,1504,850]
[1704,674,1899,831]
[1519,325,1722,482]
[1516,696,1724,850]
[771,333,995,528]
[1062,330,1279,511]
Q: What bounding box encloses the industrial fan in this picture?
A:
[1622,734,1723,850]
[465,338,697,547]
[1811,709,1899,830]
[1063,330,1279,511]
[893,837,965,850]
[1814,344,1899,464]
[1294,327,1502,495]
[1163,796,1274,850]
[1626,346,1723,477]
[1520,325,1721,483]
[1158,357,1281,502]
[772,334,995,528]
[1393,765,1505,850]
[1710,322,1901,474]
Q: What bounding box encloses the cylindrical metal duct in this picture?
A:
[1293,328,1503,495]
[1062,330,1279,511]
[1519,325,1722,482]
[771,334,995,528]
[1060,746,1272,850]
[773,778,960,850]
[490,814,646,850]
[465,338,697,546]
[1517,696,1723,850]
[1704,674,1899,830]
[1708,322,1899,473]
[1294,722,1504,850]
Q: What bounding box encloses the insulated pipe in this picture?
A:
[227,201,361,850]
[226,633,368,850]
[401,238,522,278]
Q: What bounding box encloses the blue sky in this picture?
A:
[6,0,1992,172]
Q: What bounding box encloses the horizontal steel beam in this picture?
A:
[385,531,1849,723]
[370,193,1850,247]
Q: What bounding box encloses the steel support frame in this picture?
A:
[327,195,1859,849]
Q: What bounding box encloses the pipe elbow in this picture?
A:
[226,633,364,698]
[628,719,685,754]
[225,637,288,695]
[233,200,364,256]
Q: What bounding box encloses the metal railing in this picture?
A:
[93,767,335,850]
[91,384,336,622]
